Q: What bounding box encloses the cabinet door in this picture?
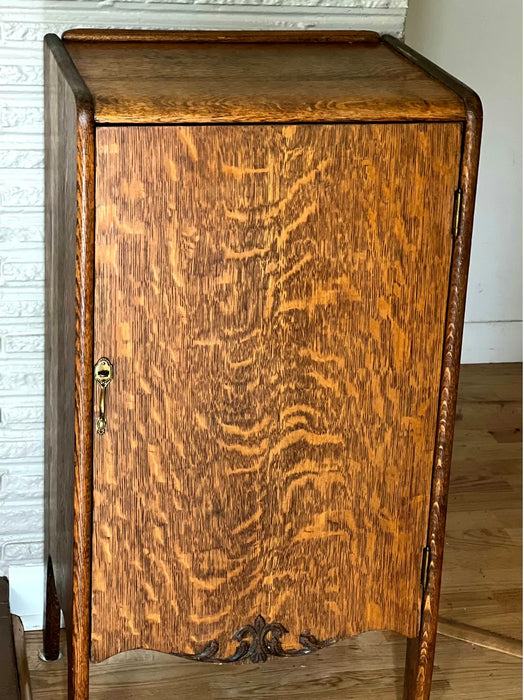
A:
[91,123,461,661]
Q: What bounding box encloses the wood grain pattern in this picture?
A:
[44,34,95,700]
[44,34,78,641]
[63,29,381,44]
[26,628,524,699]
[44,32,483,699]
[63,39,466,124]
[383,36,483,700]
[29,364,523,698]
[91,122,461,662]
[437,619,522,658]
[12,616,31,700]
[440,363,522,642]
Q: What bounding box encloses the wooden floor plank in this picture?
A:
[25,629,523,700]
[440,363,522,640]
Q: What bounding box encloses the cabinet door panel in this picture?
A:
[91,123,461,661]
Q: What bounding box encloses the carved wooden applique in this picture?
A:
[182,615,333,664]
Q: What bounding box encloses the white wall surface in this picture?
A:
[0,2,407,589]
[405,0,523,364]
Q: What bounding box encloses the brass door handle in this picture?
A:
[94,357,113,435]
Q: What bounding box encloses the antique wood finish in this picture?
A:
[43,558,60,661]
[44,34,95,700]
[63,29,381,44]
[382,37,483,700]
[91,122,461,663]
[63,39,465,125]
[43,30,482,700]
[30,363,522,698]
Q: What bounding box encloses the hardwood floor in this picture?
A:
[23,363,522,699]
[440,363,522,641]
[24,629,521,699]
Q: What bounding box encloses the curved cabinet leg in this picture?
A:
[42,556,61,661]
[403,634,435,700]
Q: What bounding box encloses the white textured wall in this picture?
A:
[0,2,406,577]
[406,0,522,364]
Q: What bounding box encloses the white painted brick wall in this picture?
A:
[0,1,406,582]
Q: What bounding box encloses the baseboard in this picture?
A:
[461,321,522,363]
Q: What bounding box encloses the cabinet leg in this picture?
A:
[402,634,435,700]
[42,556,61,661]
[67,632,90,700]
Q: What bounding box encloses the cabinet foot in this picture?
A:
[42,556,61,662]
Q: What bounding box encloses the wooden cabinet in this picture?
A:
[43,30,481,699]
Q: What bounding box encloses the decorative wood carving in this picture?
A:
[182,615,334,664]
[43,29,482,700]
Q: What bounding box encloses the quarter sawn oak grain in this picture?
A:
[91,122,461,662]
[63,39,465,124]
[43,29,482,700]
[31,365,521,699]
[383,36,482,700]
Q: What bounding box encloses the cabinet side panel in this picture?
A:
[91,123,461,661]
[44,41,95,677]
[44,42,79,631]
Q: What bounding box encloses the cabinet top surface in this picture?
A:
[56,30,467,124]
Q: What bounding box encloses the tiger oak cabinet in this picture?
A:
[43,29,482,699]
